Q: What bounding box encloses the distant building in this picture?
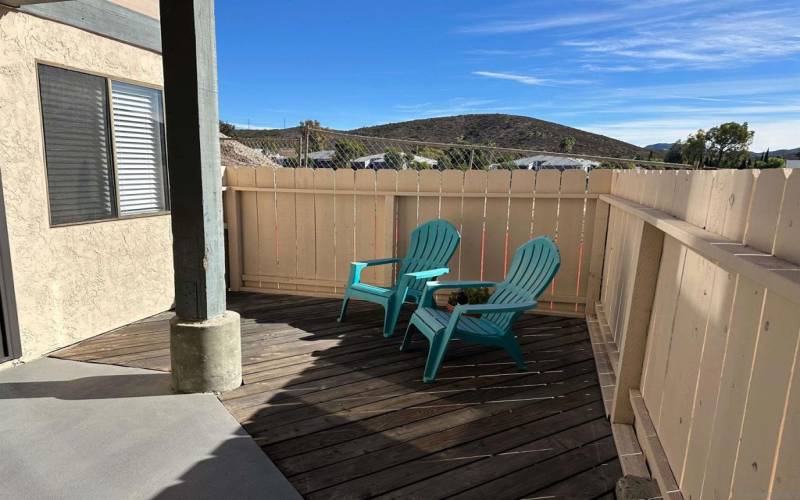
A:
[308,150,336,168]
[351,152,438,170]
[511,155,599,171]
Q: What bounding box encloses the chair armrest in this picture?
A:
[348,258,400,286]
[355,258,401,268]
[445,301,537,333]
[419,280,496,307]
[404,268,450,280]
[454,301,537,315]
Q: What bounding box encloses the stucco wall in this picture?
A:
[109,0,160,20]
[0,7,174,361]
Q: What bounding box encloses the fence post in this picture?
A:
[225,185,243,291]
[586,169,613,314]
[611,221,664,424]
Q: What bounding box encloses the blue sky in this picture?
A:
[215,0,800,150]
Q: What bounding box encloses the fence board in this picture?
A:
[417,170,440,223]
[334,169,356,285]
[483,170,511,282]
[275,168,297,290]
[507,170,535,275]
[314,169,336,291]
[774,168,800,264]
[532,170,560,308]
[294,168,319,293]
[355,169,377,283]
[730,292,800,498]
[553,170,587,314]
[396,170,419,261]
[239,167,262,289]
[460,170,487,281]
[439,170,464,280]
[656,249,715,476]
[375,170,397,286]
[745,169,786,254]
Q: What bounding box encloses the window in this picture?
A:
[38,64,168,225]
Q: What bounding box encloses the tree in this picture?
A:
[754,157,785,169]
[706,122,754,168]
[332,139,366,168]
[559,136,576,153]
[664,141,683,163]
[681,130,707,167]
[299,119,325,152]
[219,121,236,136]
[383,148,406,170]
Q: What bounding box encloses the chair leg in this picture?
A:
[423,331,452,383]
[337,294,350,323]
[502,336,528,371]
[400,322,416,352]
[383,299,402,338]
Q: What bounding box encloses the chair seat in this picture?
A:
[413,307,503,337]
[350,282,394,298]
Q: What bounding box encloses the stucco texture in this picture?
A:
[0,7,174,361]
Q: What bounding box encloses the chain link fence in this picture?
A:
[222,127,692,171]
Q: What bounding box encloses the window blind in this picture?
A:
[110,82,167,215]
[39,65,116,225]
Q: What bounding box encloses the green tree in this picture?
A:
[219,121,236,136]
[754,157,785,169]
[300,119,325,152]
[332,139,366,168]
[559,136,576,153]
[383,148,406,170]
[706,122,754,168]
[664,141,683,163]
[681,130,707,167]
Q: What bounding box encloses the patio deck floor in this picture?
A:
[51,292,620,499]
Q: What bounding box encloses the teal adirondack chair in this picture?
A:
[338,219,461,338]
[401,236,560,382]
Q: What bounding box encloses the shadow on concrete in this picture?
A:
[0,372,172,399]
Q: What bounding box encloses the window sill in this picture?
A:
[50,210,171,229]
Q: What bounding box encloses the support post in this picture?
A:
[160,0,241,393]
[611,221,664,423]
[586,200,610,314]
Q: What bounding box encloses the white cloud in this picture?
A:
[457,13,617,34]
[473,71,592,86]
[581,118,800,150]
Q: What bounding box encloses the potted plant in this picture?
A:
[446,287,492,314]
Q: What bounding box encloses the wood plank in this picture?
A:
[313,169,336,292]
[600,194,800,314]
[417,169,440,223]
[460,170,487,281]
[354,169,378,283]
[293,168,319,293]
[483,170,511,282]
[274,168,297,291]
[224,166,243,291]
[631,389,684,500]
[334,169,356,286]
[439,170,464,280]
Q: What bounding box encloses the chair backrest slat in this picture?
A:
[483,237,560,330]
[398,220,461,294]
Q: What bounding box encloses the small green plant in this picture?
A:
[447,287,492,307]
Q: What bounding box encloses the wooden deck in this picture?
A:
[51,292,620,499]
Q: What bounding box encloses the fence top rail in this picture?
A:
[306,127,694,170]
[601,193,800,305]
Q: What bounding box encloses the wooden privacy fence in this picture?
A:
[223,166,613,317]
[590,168,800,499]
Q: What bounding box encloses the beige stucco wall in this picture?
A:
[0,7,174,361]
[109,0,160,19]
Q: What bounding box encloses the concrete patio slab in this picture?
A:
[0,357,301,500]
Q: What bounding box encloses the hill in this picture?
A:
[349,115,647,158]
[230,114,649,158]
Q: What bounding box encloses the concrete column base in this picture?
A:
[170,311,242,393]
